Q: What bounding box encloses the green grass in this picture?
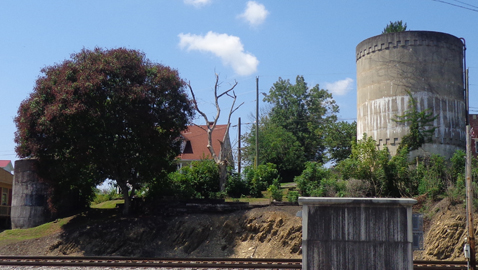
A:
[0,216,73,247]
[225,197,271,204]
[91,199,124,209]
[281,182,297,188]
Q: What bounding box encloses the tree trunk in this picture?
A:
[218,161,227,191]
[119,182,131,216]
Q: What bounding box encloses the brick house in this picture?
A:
[471,114,478,158]
[177,124,233,169]
[0,161,13,217]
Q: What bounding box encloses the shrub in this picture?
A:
[244,163,280,198]
[225,172,249,198]
[294,162,331,196]
[345,179,371,197]
[267,179,283,201]
[286,191,299,203]
[418,155,445,199]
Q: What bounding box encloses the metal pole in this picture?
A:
[255,77,259,168]
[238,117,241,175]
[465,68,476,270]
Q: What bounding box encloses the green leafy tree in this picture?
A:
[382,20,407,33]
[14,48,194,215]
[324,121,357,163]
[263,75,339,163]
[393,91,438,151]
[243,116,307,181]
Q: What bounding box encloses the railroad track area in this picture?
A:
[0,256,302,269]
[0,256,473,269]
[414,260,469,269]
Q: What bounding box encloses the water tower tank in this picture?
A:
[356,31,465,158]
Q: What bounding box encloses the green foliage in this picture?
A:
[167,159,220,199]
[244,163,280,198]
[243,117,306,181]
[14,48,194,215]
[336,134,410,197]
[286,190,300,203]
[451,150,466,181]
[324,121,357,163]
[393,92,438,151]
[225,172,249,198]
[267,179,283,201]
[294,162,332,196]
[263,75,339,163]
[417,155,445,199]
[387,146,416,196]
[382,20,407,33]
[92,185,121,205]
[447,173,466,205]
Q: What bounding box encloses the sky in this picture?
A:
[1,0,477,166]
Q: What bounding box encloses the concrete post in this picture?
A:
[299,197,416,270]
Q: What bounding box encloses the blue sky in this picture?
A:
[1,0,477,164]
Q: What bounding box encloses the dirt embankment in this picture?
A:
[0,205,303,258]
[0,199,476,261]
[414,198,473,261]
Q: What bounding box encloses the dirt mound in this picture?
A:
[414,198,472,261]
[0,205,303,258]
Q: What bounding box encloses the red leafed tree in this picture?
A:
[14,48,194,215]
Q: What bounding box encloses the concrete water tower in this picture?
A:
[356,31,465,158]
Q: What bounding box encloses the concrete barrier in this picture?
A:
[299,197,416,270]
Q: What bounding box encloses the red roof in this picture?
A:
[179,124,228,161]
[0,160,11,168]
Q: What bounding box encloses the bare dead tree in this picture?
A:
[187,74,244,191]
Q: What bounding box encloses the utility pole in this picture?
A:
[255,76,259,168]
[465,68,476,270]
[238,117,241,175]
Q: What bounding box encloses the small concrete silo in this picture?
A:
[356,31,465,158]
[11,159,52,229]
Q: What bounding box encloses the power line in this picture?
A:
[430,0,478,12]
[452,0,478,9]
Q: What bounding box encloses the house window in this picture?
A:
[183,141,193,154]
[1,188,7,206]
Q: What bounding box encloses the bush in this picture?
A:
[225,172,249,198]
[345,179,371,197]
[244,163,280,198]
[267,179,283,201]
[418,155,445,199]
[160,159,220,199]
[286,190,299,203]
[294,162,331,196]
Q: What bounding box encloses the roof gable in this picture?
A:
[179,124,228,161]
[0,160,13,173]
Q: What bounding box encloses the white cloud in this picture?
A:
[184,0,211,8]
[178,31,259,76]
[237,1,269,26]
[325,78,354,96]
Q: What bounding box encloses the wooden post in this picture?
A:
[465,68,476,269]
[238,117,241,175]
[255,76,259,168]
